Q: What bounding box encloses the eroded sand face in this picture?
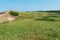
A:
[0,11,15,23]
[7,16,15,21]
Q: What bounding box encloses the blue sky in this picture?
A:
[0,0,60,12]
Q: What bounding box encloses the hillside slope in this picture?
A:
[0,10,60,40]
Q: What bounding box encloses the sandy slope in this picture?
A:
[0,10,15,23]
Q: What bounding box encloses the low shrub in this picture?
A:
[10,11,19,16]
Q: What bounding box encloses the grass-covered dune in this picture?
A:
[0,10,60,40]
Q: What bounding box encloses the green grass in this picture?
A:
[0,11,60,40]
[0,19,60,40]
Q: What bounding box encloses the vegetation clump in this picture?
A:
[10,11,19,16]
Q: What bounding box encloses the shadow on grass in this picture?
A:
[34,16,60,22]
[35,19,56,22]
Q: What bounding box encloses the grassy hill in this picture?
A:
[0,10,60,40]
